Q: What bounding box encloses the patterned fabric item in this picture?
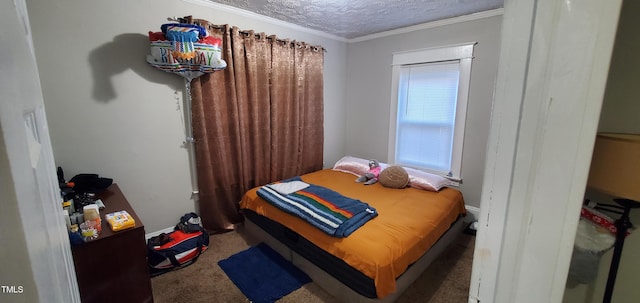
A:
[580,206,631,237]
[190,23,324,233]
[257,177,378,237]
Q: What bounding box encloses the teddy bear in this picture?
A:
[355,159,381,185]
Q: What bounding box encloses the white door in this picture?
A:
[469,0,622,302]
[0,0,80,302]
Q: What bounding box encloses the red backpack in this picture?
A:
[147,213,209,276]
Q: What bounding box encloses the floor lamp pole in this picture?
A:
[603,199,639,303]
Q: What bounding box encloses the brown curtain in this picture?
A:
[190,23,324,232]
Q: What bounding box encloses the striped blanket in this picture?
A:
[257,177,378,237]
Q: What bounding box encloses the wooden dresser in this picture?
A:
[71,184,153,303]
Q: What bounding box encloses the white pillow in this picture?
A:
[403,167,454,192]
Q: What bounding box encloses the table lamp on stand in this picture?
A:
[586,133,640,303]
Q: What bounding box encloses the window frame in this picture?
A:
[388,42,476,183]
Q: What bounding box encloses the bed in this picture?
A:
[239,161,466,302]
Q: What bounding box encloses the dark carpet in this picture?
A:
[151,223,475,302]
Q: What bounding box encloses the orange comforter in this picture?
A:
[239,169,466,298]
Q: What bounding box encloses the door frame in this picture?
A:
[0,0,80,301]
[469,0,623,302]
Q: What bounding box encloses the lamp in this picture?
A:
[586,133,640,303]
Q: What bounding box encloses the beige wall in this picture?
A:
[26,0,501,232]
[344,15,503,209]
[597,1,640,135]
[564,0,640,302]
[26,0,348,232]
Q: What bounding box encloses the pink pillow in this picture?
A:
[333,156,450,191]
[403,167,454,191]
[332,156,371,176]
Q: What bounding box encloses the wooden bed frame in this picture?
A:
[241,214,466,303]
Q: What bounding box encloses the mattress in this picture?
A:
[239,169,466,298]
[244,209,378,297]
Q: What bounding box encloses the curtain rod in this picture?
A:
[166,16,326,52]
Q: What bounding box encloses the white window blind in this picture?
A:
[396,61,460,173]
[388,43,475,182]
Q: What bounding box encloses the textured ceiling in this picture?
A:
[205,0,504,39]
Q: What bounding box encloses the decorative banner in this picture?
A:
[146,23,226,81]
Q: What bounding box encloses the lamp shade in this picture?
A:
[587,133,640,202]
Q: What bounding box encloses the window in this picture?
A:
[388,43,475,182]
